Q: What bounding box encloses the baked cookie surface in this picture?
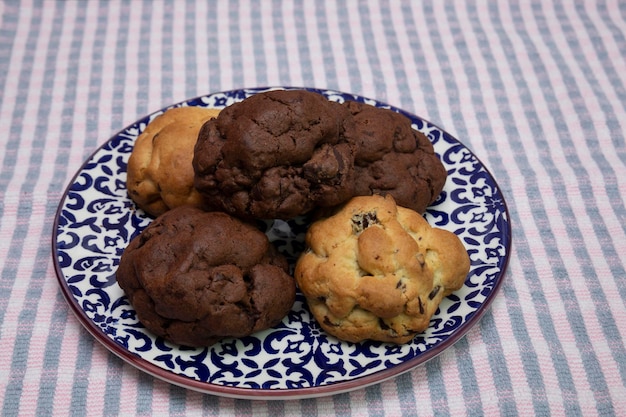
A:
[295,194,470,344]
[116,206,296,347]
[344,101,447,214]
[193,89,357,220]
[127,106,221,217]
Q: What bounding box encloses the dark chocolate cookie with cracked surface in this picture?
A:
[116,206,296,347]
[344,100,447,213]
[193,89,357,220]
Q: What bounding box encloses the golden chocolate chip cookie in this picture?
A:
[127,106,221,217]
[295,194,470,344]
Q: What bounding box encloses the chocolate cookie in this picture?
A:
[127,106,221,217]
[295,194,470,344]
[116,206,296,347]
[193,89,357,220]
[344,101,447,213]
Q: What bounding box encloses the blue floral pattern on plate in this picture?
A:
[52,87,511,399]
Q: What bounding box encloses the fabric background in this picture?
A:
[1,0,625,416]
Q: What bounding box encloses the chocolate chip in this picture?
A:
[428,285,441,300]
[323,316,339,327]
[351,211,379,233]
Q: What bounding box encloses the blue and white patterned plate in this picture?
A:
[52,87,511,400]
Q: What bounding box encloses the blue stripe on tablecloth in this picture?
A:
[266,398,284,416]
[332,392,351,416]
[378,2,413,111]
[84,2,107,154]
[36,297,69,410]
[0,2,16,113]
[394,373,418,417]
[421,2,471,148]
[336,1,361,94]
[479,313,522,415]
[271,0,290,86]
[69,333,95,414]
[313,1,338,89]
[2,3,67,414]
[137,1,153,117]
[104,356,124,415]
[0,0,18,243]
[426,358,450,416]
[364,383,384,417]
[300,397,319,416]
[202,388,220,413]
[135,370,155,415]
[111,0,130,134]
[355,1,386,100]
[205,2,220,90]
[162,0,174,104]
[399,2,441,126]
[250,0,268,87]
[452,337,483,416]
[184,0,198,98]
[293,0,314,86]
[234,398,253,415]
[424,356,450,416]
[544,0,626,391]
[0,1,22,188]
[228,1,244,87]
[35,3,86,415]
[169,384,187,414]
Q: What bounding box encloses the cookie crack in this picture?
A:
[351,211,380,234]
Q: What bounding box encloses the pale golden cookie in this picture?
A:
[295,194,470,344]
[127,106,221,217]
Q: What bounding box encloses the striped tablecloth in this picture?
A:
[1,1,625,415]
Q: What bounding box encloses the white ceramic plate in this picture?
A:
[52,87,511,400]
